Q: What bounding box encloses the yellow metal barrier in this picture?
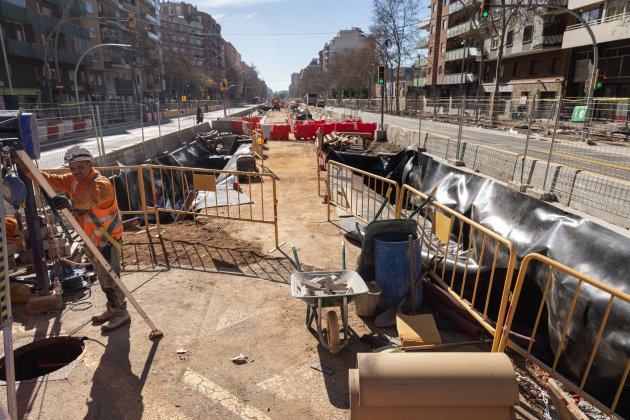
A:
[498,253,630,417]
[44,164,279,248]
[326,160,399,223]
[397,184,517,352]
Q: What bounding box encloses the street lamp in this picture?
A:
[75,43,131,103]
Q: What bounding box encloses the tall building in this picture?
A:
[320,27,367,71]
[0,0,92,106]
[160,1,223,100]
[562,0,630,97]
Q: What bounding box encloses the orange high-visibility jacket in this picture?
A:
[43,169,123,248]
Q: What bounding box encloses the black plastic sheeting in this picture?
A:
[328,147,630,415]
[112,133,253,224]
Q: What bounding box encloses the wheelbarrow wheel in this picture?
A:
[326,310,341,354]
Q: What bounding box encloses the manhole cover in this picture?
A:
[0,336,85,381]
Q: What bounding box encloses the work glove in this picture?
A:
[50,194,73,212]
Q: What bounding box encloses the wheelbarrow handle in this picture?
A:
[407,186,437,219]
[291,242,302,272]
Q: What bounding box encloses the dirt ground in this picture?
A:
[0,114,583,419]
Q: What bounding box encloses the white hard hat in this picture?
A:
[64,146,93,163]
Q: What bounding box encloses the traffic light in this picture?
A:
[480,0,491,18]
[378,65,385,85]
[593,69,605,90]
[128,13,136,29]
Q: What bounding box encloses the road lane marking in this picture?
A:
[182,368,271,420]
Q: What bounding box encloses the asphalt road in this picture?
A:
[332,107,630,181]
[38,107,251,169]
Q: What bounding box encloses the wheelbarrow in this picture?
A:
[290,243,369,354]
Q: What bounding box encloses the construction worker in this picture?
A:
[40,146,129,332]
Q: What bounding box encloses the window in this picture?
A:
[431,25,435,34]
[68,70,74,81]
[523,26,533,43]
[512,62,520,77]
[484,65,490,79]
[92,52,99,61]
[551,56,560,74]
[491,37,498,50]
[529,59,539,75]
[442,19,447,29]
[89,27,96,38]
[580,6,602,22]
[83,1,93,13]
[429,46,433,54]
[15,24,25,42]
[440,43,445,52]
[444,0,448,5]
[506,30,513,47]
[428,68,432,76]
[97,75,103,86]
[432,2,437,13]
[438,65,443,74]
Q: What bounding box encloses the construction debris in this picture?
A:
[322,133,365,152]
[230,354,249,365]
[296,274,353,297]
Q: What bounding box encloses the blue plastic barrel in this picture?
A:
[374,232,423,310]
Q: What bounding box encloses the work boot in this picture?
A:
[91,308,112,325]
[101,312,131,332]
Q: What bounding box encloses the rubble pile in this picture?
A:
[296,274,353,296]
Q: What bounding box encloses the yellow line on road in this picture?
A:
[552,151,630,172]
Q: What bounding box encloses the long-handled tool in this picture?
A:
[355,187,393,243]
[15,150,163,340]
[407,186,437,219]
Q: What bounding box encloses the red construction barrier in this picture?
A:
[152,112,157,121]
[47,125,59,140]
[73,119,86,133]
[334,122,355,132]
[294,124,318,140]
[357,122,377,133]
[231,120,244,134]
[270,124,290,140]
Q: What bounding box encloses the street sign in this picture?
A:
[181,95,187,102]
[571,106,588,122]
[55,85,64,90]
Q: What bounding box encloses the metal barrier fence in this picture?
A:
[44,164,279,249]
[498,253,630,418]
[397,184,517,352]
[326,160,399,223]
[23,100,225,169]
[331,96,630,225]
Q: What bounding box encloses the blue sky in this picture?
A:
[195,0,374,92]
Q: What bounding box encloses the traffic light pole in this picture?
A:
[380,84,385,130]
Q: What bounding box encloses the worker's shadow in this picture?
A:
[85,326,159,419]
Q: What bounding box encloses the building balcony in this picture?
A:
[447,20,476,38]
[417,37,430,49]
[416,57,428,67]
[445,46,477,62]
[567,0,596,9]
[6,38,43,60]
[146,30,159,41]
[415,77,427,87]
[443,72,477,85]
[449,0,475,15]
[47,0,87,16]
[31,14,90,39]
[145,14,159,25]
[563,11,630,48]
[418,16,431,30]
[0,1,29,23]
[58,50,93,66]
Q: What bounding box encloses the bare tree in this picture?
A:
[370,0,419,112]
[480,0,529,123]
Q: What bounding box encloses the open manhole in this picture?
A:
[0,336,85,381]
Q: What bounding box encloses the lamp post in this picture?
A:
[75,43,131,103]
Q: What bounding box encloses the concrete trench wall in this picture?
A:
[100,108,255,167]
[312,107,630,229]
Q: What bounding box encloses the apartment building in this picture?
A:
[420,0,630,103]
[0,0,92,106]
[319,27,367,71]
[160,1,223,100]
[563,0,630,97]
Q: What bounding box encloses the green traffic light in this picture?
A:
[379,79,384,84]
[482,10,489,17]
[596,82,603,88]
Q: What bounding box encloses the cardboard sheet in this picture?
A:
[396,313,442,348]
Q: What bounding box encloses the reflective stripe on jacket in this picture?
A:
[69,172,123,249]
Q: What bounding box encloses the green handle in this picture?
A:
[291,242,302,272]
